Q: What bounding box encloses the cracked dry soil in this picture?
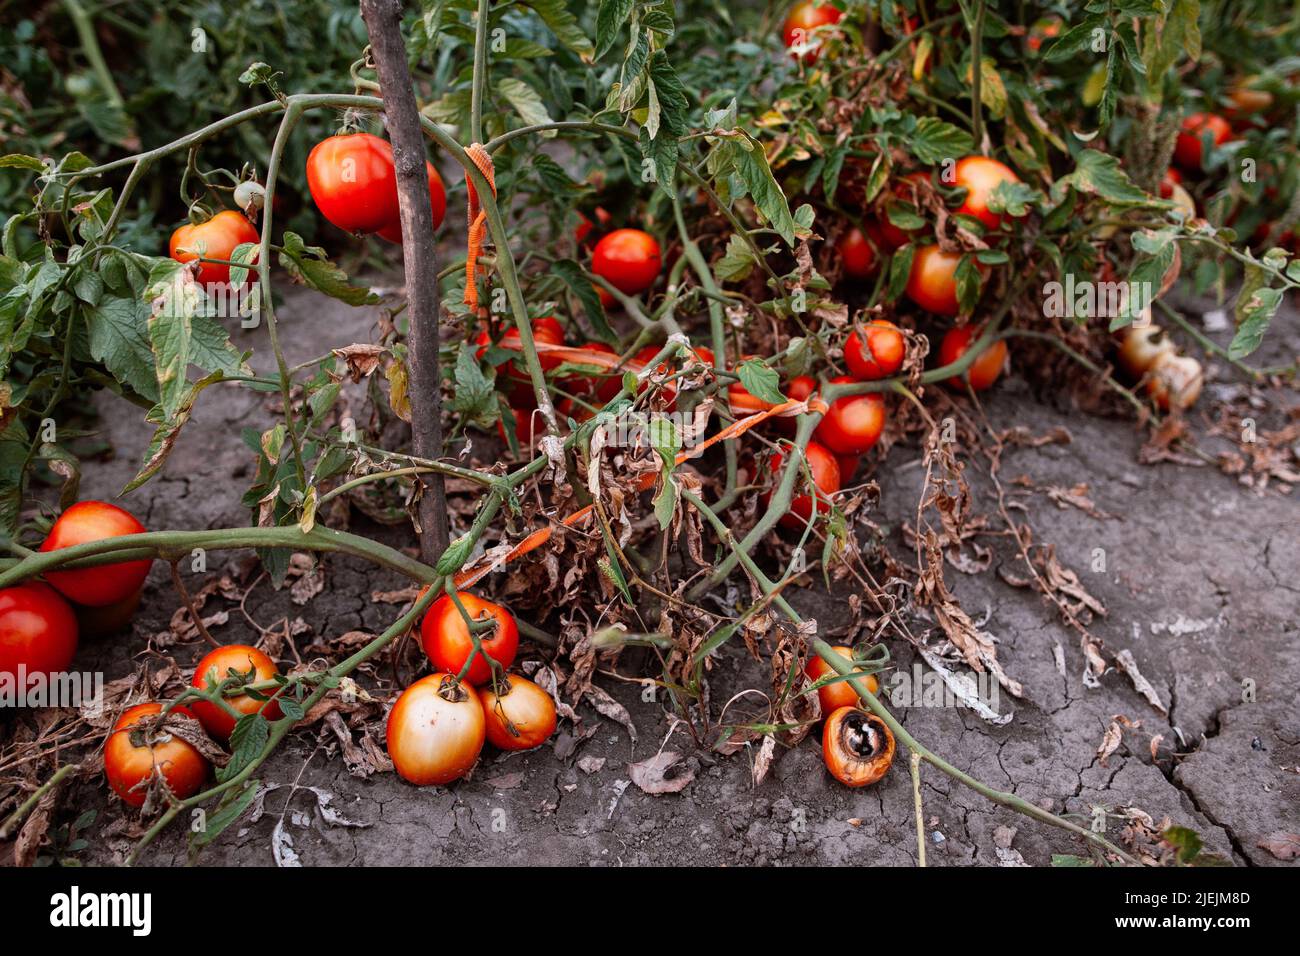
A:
[59,281,1299,868]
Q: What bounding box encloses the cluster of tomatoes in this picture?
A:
[805,647,895,787]
[0,500,152,699]
[388,591,556,786]
[168,130,450,286]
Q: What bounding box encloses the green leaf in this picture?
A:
[596,0,637,59]
[495,77,554,132]
[124,371,225,493]
[1053,150,1154,207]
[722,128,796,247]
[85,294,161,402]
[908,117,974,165]
[277,233,382,306]
[1230,281,1282,359]
[145,281,194,420]
[450,341,497,429]
[714,234,758,282]
[736,359,784,405]
[552,258,616,343]
[521,0,595,61]
[220,713,270,783]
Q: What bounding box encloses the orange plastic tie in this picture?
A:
[463,143,496,310]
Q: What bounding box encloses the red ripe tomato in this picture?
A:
[837,226,878,279]
[937,325,1008,391]
[39,501,152,607]
[104,703,209,807]
[764,442,841,529]
[815,376,886,455]
[806,646,879,715]
[189,644,283,742]
[1173,113,1232,171]
[834,453,859,482]
[905,244,964,316]
[951,156,1022,230]
[782,2,842,62]
[1159,167,1182,199]
[168,210,260,286]
[592,229,662,295]
[375,160,448,242]
[306,132,403,235]
[479,674,557,751]
[386,673,485,785]
[421,591,519,686]
[844,320,905,380]
[776,375,817,436]
[878,172,928,249]
[0,583,78,684]
[1026,19,1061,52]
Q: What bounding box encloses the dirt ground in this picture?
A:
[32,278,1300,868]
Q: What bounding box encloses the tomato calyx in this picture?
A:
[438,673,472,703]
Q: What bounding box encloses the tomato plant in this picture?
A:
[39,501,152,608]
[103,703,209,808]
[189,644,283,742]
[386,673,485,785]
[0,582,78,682]
[421,592,518,686]
[478,674,557,751]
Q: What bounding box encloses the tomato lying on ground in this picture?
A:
[837,226,878,279]
[189,644,283,742]
[815,376,886,455]
[375,160,448,242]
[806,646,879,715]
[306,132,404,235]
[169,210,259,287]
[823,706,896,788]
[591,229,662,295]
[764,442,841,530]
[104,702,209,807]
[0,582,78,684]
[1173,113,1232,171]
[905,244,964,316]
[844,320,905,380]
[387,673,485,785]
[421,591,519,686]
[937,325,1008,391]
[951,156,1022,230]
[781,1,842,62]
[1147,353,1204,412]
[39,501,152,607]
[479,674,558,751]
